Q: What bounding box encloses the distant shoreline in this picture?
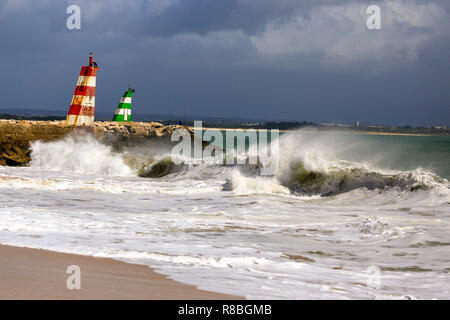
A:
[1,113,448,136]
[0,117,446,138]
[187,127,436,137]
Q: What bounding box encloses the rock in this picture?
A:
[0,121,72,166]
[0,120,195,167]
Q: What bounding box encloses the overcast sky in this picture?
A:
[0,0,449,125]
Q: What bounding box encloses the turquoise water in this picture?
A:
[200,129,450,180]
[328,133,450,180]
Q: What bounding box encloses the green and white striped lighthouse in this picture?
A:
[112,88,135,122]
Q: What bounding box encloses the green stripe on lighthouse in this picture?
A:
[112,88,135,122]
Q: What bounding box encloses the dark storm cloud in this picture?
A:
[134,0,333,36]
[0,0,449,126]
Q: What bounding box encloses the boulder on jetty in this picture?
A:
[92,121,185,138]
[0,120,192,166]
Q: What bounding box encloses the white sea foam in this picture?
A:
[30,135,133,176]
[229,170,290,195]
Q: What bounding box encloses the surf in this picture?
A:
[3,130,445,201]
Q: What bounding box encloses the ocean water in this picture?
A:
[0,130,449,299]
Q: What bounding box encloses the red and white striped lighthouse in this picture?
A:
[65,52,100,126]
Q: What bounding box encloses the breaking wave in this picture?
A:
[29,135,133,176]
[225,130,449,197]
[278,161,448,196]
[271,130,449,197]
[23,131,450,199]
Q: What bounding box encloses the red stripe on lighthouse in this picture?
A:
[68,104,95,115]
[67,105,82,115]
[79,66,98,77]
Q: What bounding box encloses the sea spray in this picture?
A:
[274,130,450,196]
[24,129,450,197]
[29,135,133,176]
[227,170,290,195]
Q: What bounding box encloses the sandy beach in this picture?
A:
[0,245,241,300]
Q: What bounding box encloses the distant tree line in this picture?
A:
[0,114,66,121]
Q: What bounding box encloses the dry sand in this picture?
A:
[0,245,242,300]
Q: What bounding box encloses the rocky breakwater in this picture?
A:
[94,121,187,138]
[0,120,72,166]
[0,119,192,166]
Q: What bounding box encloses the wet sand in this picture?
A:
[0,245,242,300]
